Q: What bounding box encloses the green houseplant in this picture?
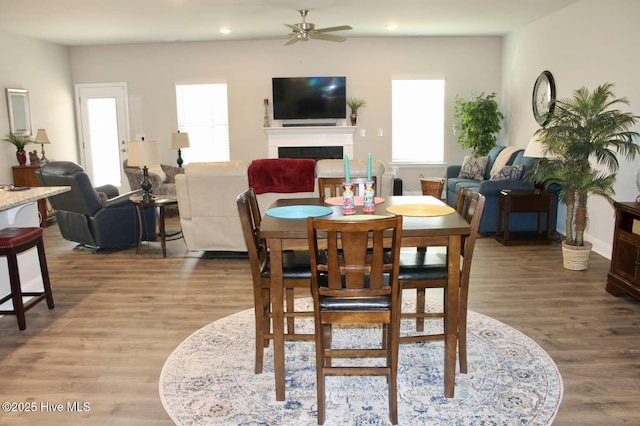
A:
[527,83,640,270]
[3,132,32,166]
[347,97,366,126]
[453,92,504,156]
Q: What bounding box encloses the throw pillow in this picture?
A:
[490,164,524,181]
[148,164,166,183]
[458,155,488,180]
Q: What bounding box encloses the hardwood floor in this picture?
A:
[0,220,638,425]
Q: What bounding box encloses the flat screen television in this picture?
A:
[272,76,347,120]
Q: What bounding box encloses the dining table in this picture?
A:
[259,195,471,401]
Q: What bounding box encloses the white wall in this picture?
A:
[0,30,77,184]
[69,36,502,175]
[502,0,640,258]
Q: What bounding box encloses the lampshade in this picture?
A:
[524,132,545,158]
[170,132,190,149]
[34,129,51,144]
[128,139,160,167]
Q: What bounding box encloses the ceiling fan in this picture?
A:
[284,9,352,46]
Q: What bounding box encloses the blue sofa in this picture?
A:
[445,146,558,234]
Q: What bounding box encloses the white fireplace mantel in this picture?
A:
[264,126,357,158]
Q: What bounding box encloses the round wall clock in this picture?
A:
[532,70,556,126]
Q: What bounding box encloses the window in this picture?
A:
[175,83,230,163]
[391,79,445,163]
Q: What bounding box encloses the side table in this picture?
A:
[129,194,181,257]
[495,190,553,246]
[12,165,52,227]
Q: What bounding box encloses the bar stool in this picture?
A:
[0,227,55,330]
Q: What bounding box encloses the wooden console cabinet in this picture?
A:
[606,201,640,301]
[12,165,51,227]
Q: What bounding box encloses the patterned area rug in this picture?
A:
[160,297,562,425]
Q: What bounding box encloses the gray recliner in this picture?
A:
[36,161,155,250]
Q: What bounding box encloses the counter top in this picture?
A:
[0,186,70,212]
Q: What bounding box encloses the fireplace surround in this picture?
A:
[264,126,356,159]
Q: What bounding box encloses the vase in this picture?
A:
[16,149,27,166]
[350,113,357,126]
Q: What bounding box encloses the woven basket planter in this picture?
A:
[420,177,445,199]
[561,240,592,270]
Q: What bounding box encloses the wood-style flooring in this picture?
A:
[0,218,638,425]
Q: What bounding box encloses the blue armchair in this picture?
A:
[36,161,156,250]
[445,146,558,234]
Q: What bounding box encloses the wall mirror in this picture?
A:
[6,88,32,136]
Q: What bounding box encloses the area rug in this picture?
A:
[159,297,563,425]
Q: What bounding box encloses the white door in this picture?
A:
[75,83,130,189]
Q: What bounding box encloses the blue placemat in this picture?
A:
[266,205,333,219]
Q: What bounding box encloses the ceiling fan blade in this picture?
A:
[315,25,352,33]
[284,24,301,32]
[284,36,300,46]
[311,33,347,43]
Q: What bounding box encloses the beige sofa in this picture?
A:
[175,158,393,252]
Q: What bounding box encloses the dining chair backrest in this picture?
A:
[318,176,377,200]
[236,189,267,291]
[457,188,485,288]
[308,215,401,297]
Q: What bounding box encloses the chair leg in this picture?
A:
[254,309,264,374]
[36,239,55,309]
[459,289,469,374]
[315,322,326,425]
[254,287,269,374]
[262,288,270,349]
[387,318,399,424]
[323,325,332,368]
[6,253,26,331]
[416,288,425,331]
[285,288,295,333]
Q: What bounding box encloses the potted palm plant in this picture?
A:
[527,83,640,270]
[453,92,504,156]
[347,97,366,126]
[3,132,32,166]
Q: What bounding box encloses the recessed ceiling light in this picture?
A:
[220,28,231,34]
[385,24,398,31]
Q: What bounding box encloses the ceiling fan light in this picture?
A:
[220,28,231,34]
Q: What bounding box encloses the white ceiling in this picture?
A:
[0,0,579,47]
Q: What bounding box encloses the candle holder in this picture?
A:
[342,182,355,215]
[363,181,376,213]
[263,99,270,127]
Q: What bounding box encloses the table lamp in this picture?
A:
[170,131,190,168]
[34,129,51,163]
[127,139,160,203]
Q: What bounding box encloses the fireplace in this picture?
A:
[264,126,356,159]
[278,146,343,160]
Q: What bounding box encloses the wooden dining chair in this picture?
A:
[398,187,485,374]
[236,189,313,374]
[317,176,377,200]
[307,215,403,425]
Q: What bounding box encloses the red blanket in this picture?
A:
[248,158,316,194]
